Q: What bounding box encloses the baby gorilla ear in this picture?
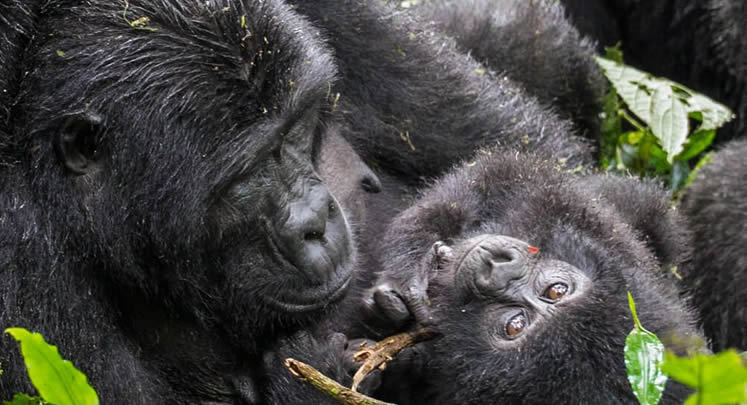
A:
[55,111,104,175]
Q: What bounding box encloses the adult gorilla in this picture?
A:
[0,0,354,402]
[0,0,593,403]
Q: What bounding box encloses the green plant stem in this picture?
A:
[619,109,647,132]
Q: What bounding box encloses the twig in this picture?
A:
[351,327,439,392]
[285,358,396,405]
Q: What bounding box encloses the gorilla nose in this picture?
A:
[277,183,338,281]
[289,185,330,242]
[359,164,382,193]
[459,235,533,295]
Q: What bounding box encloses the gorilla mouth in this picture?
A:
[264,268,353,313]
[262,224,354,313]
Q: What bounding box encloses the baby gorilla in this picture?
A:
[360,149,702,404]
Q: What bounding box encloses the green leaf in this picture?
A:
[604,43,624,64]
[600,85,622,169]
[677,130,716,162]
[596,58,653,124]
[682,151,714,191]
[650,84,689,162]
[5,328,99,405]
[683,90,734,131]
[596,57,733,166]
[625,293,668,405]
[662,350,747,405]
[670,160,691,192]
[3,394,47,405]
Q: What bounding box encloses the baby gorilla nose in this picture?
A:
[277,182,349,283]
[456,235,534,296]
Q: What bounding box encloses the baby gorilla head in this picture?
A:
[444,235,591,320]
[369,149,700,404]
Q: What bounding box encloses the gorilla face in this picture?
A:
[218,107,355,316]
[437,235,592,347]
[15,0,355,346]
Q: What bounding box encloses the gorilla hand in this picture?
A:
[360,241,452,337]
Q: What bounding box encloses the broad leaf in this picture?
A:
[686,92,734,131]
[596,58,653,124]
[662,350,747,405]
[596,57,734,164]
[677,130,716,162]
[625,293,668,405]
[650,84,688,162]
[6,328,99,405]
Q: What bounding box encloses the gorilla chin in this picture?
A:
[265,271,353,313]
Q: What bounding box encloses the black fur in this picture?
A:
[355,150,701,404]
[0,0,357,402]
[290,0,594,182]
[0,0,602,402]
[415,0,607,139]
[680,139,747,352]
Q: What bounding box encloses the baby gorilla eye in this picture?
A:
[543,282,569,301]
[505,312,528,337]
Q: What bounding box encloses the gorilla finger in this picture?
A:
[328,332,348,351]
[373,286,411,325]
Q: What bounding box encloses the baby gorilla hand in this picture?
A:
[360,241,450,337]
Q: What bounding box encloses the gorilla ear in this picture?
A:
[56,112,104,175]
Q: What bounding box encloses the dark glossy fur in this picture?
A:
[0,0,600,403]
[365,150,701,404]
[289,0,593,182]
[415,0,607,139]
[0,0,354,402]
[680,139,747,352]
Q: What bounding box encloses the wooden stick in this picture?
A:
[351,328,439,392]
[285,358,396,405]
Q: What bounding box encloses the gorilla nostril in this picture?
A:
[480,245,514,263]
[361,174,382,193]
[304,231,325,242]
[328,199,337,217]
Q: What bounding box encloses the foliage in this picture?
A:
[4,394,47,405]
[4,328,98,405]
[596,46,734,192]
[625,295,747,405]
[625,292,668,405]
[662,350,747,405]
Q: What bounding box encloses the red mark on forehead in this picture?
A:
[527,246,539,255]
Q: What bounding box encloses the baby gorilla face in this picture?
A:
[364,151,699,403]
[429,234,591,348]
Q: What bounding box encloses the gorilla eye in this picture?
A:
[543,282,569,301]
[505,312,527,337]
